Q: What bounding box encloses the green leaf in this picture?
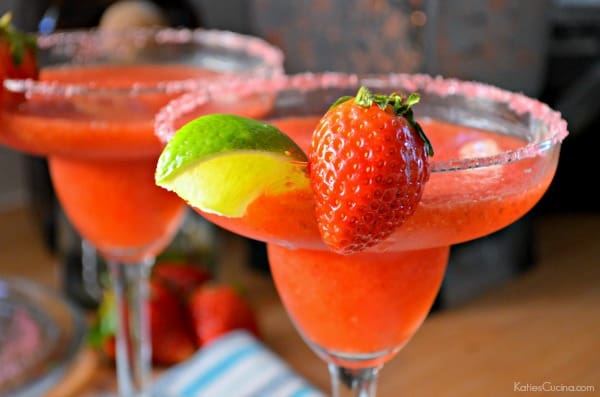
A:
[0,11,37,66]
[329,95,353,110]
[88,292,117,347]
[8,35,25,65]
[406,93,420,108]
[343,86,434,157]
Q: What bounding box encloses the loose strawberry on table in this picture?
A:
[91,260,208,366]
[188,284,260,347]
[0,12,38,108]
[309,86,434,254]
[152,260,212,300]
[91,278,197,366]
[90,260,258,366]
[148,279,197,365]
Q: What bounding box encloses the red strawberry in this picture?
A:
[90,279,197,366]
[100,337,117,362]
[148,279,197,365]
[309,86,433,254]
[188,285,259,346]
[153,260,211,299]
[0,12,38,108]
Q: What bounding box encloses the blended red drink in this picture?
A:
[201,116,556,366]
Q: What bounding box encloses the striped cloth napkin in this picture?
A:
[152,330,326,397]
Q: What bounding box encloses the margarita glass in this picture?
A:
[0,27,282,396]
[155,73,568,396]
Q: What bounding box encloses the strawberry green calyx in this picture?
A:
[0,12,37,66]
[337,86,434,157]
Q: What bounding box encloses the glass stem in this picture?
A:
[81,239,102,302]
[328,364,381,397]
[109,259,154,397]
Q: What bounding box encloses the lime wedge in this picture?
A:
[155,114,309,217]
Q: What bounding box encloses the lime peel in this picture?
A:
[155,114,309,217]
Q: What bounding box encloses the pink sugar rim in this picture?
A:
[374,73,569,172]
[4,27,284,96]
[155,72,569,173]
[155,73,360,143]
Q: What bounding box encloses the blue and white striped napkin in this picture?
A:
[152,330,326,397]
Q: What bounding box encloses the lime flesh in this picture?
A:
[155,114,309,217]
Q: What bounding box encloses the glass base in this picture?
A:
[304,336,404,370]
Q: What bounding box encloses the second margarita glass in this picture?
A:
[0,27,282,396]
[155,72,568,396]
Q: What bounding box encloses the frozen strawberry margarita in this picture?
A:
[155,73,568,394]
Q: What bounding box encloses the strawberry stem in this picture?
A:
[354,86,434,157]
[0,11,37,66]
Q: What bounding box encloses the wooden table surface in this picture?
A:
[1,207,598,396]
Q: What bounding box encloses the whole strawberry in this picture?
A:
[152,260,212,300]
[0,12,38,108]
[148,279,198,365]
[188,284,259,346]
[90,279,197,366]
[309,86,433,254]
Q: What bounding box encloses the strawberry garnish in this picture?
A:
[188,284,259,347]
[0,12,38,108]
[309,86,433,254]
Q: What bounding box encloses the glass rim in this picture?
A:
[3,26,284,96]
[155,72,569,173]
